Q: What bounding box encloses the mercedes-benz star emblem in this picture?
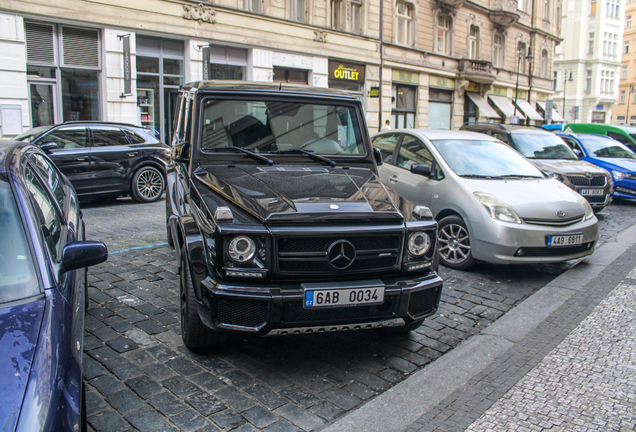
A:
[327,240,356,270]
[556,210,566,218]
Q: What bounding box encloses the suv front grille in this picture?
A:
[277,234,402,275]
[566,175,607,187]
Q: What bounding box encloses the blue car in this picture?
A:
[557,132,636,199]
[0,140,107,431]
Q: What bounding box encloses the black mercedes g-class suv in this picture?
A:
[166,81,443,349]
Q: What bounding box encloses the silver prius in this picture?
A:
[372,129,599,270]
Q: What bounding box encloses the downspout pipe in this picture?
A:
[378,0,384,132]
[528,0,536,103]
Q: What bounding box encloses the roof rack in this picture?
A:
[62,120,139,127]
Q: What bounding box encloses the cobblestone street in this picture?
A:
[81,197,636,432]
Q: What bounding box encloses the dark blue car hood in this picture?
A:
[595,157,636,173]
[0,299,45,432]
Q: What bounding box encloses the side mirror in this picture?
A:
[40,142,57,153]
[573,148,581,157]
[173,141,191,163]
[60,241,108,274]
[373,147,383,166]
[410,163,431,177]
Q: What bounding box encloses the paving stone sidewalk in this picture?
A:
[81,197,636,432]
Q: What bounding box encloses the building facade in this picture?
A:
[614,0,636,125]
[554,0,624,125]
[0,0,561,141]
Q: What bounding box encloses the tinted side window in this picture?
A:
[41,127,87,149]
[123,129,147,144]
[493,132,511,145]
[92,127,130,146]
[24,163,64,263]
[372,134,400,164]
[29,153,65,208]
[607,131,632,146]
[397,136,434,169]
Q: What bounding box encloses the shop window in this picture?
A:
[436,14,452,55]
[273,67,309,84]
[25,21,101,126]
[493,33,504,67]
[391,84,416,129]
[208,45,247,81]
[136,36,184,142]
[396,1,414,46]
[468,25,480,59]
[428,88,453,130]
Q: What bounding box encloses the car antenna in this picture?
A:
[279,82,282,91]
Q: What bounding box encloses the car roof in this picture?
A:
[462,122,553,135]
[568,123,636,133]
[558,132,614,140]
[381,129,501,141]
[0,140,23,174]
[182,80,360,100]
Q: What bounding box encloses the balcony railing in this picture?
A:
[458,59,496,84]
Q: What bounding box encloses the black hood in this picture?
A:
[194,165,406,224]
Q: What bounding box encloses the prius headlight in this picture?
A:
[473,192,522,224]
[227,235,256,263]
[574,193,595,220]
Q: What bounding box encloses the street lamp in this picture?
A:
[513,49,534,122]
[562,71,573,121]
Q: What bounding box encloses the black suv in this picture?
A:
[166,81,443,349]
[15,122,170,202]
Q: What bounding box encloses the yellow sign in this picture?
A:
[333,64,360,81]
[536,92,550,101]
[489,86,507,96]
[392,69,419,84]
[429,76,455,89]
[465,81,480,92]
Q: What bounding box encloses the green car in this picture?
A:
[564,123,636,153]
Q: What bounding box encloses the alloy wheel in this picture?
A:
[136,168,164,200]
[438,223,471,265]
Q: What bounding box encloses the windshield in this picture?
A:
[511,134,578,160]
[579,137,636,159]
[200,99,365,156]
[0,180,39,303]
[431,139,545,178]
[14,126,54,143]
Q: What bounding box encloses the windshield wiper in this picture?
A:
[268,149,336,167]
[208,146,273,165]
[459,174,499,179]
[499,174,544,179]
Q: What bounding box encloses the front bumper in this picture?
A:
[469,214,599,265]
[613,178,636,199]
[197,272,443,336]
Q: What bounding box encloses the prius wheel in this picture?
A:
[179,248,225,350]
[131,166,165,203]
[438,215,475,270]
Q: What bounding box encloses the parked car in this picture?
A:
[15,121,170,202]
[557,132,636,200]
[460,122,613,211]
[372,129,599,270]
[0,140,107,431]
[541,123,567,132]
[166,81,443,349]
[563,123,636,153]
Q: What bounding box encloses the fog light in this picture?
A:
[405,261,432,271]
[515,248,525,256]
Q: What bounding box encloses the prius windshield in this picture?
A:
[579,137,636,159]
[432,139,545,178]
[200,99,365,155]
[511,134,578,160]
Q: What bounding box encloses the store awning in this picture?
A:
[537,101,565,122]
[488,95,526,119]
[465,92,500,119]
[514,99,544,121]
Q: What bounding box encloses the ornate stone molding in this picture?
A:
[314,30,328,43]
[183,3,216,24]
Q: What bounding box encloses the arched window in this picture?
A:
[517,41,527,74]
[493,33,504,67]
[541,49,549,77]
[436,14,452,54]
[396,1,414,45]
[469,25,480,59]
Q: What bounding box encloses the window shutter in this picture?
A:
[25,22,55,64]
[62,26,99,68]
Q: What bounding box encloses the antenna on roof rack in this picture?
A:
[279,82,282,91]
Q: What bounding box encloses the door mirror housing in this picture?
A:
[573,148,581,157]
[60,241,108,274]
[410,163,431,177]
[40,142,57,153]
[373,147,383,166]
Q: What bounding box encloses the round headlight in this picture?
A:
[228,236,256,263]
[408,232,431,257]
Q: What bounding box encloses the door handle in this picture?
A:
[388,175,399,184]
[76,157,88,161]
[128,152,138,157]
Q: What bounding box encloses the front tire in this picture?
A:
[437,215,475,270]
[179,248,225,349]
[131,166,165,203]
